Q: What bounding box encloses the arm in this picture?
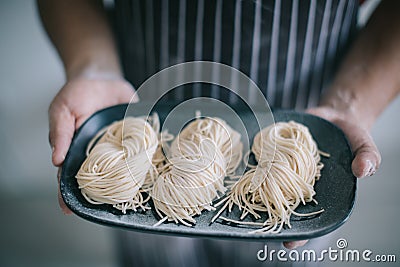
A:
[309,0,400,178]
[286,1,400,250]
[321,0,400,128]
[38,0,137,213]
[38,0,121,80]
[38,0,137,165]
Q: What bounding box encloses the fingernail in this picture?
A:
[52,146,55,153]
[364,160,376,177]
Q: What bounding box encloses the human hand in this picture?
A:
[307,106,381,178]
[49,76,137,214]
[282,106,381,250]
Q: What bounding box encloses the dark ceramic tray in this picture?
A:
[60,102,356,241]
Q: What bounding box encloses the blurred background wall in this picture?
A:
[0,1,117,267]
[0,0,398,266]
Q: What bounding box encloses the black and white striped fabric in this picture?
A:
[113,0,358,109]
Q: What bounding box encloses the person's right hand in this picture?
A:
[49,76,137,214]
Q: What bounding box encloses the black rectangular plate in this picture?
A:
[60,102,356,241]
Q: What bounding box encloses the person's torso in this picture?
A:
[112,0,358,109]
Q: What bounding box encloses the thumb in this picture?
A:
[345,125,381,178]
[307,107,381,178]
[49,103,75,166]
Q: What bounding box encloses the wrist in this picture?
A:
[315,104,374,131]
[66,56,123,82]
[319,87,377,130]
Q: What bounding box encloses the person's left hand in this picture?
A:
[282,105,381,250]
[307,106,381,178]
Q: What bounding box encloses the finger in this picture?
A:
[306,107,335,120]
[306,107,381,178]
[49,103,75,166]
[118,81,139,104]
[351,136,381,178]
[335,121,381,178]
[128,86,139,103]
[58,184,73,215]
[57,167,73,215]
[283,240,309,249]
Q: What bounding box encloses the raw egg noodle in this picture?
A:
[76,113,327,233]
[152,116,243,226]
[212,121,328,234]
[76,114,165,213]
